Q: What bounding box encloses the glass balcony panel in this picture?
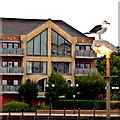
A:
[75,68,97,75]
[75,50,97,57]
[0,86,19,92]
[0,67,24,74]
[0,48,23,56]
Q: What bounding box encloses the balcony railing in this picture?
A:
[0,67,24,75]
[75,68,97,75]
[75,50,97,58]
[0,86,19,92]
[0,48,24,56]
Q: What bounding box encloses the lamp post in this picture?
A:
[46,84,55,111]
[71,84,79,114]
[92,39,118,119]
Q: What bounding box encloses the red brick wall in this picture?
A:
[0,35,20,41]
[3,94,20,105]
[77,37,95,43]
[75,59,95,68]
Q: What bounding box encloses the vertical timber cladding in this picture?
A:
[22,20,76,84]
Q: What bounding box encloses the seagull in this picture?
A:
[84,21,110,39]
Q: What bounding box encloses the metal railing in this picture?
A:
[0,67,24,74]
[75,68,97,75]
[0,85,19,92]
[75,50,97,57]
[0,48,24,55]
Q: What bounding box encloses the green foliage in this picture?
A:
[37,106,50,110]
[45,72,68,100]
[96,52,120,87]
[53,100,106,110]
[75,72,106,100]
[2,101,29,112]
[18,79,39,104]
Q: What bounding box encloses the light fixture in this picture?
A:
[92,39,118,119]
[92,40,117,58]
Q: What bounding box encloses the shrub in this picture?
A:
[53,100,106,110]
[37,106,50,110]
[28,104,37,112]
[2,101,29,112]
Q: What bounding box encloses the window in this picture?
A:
[8,62,13,67]
[51,30,71,57]
[86,46,90,50]
[52,62,71,75]
[2,43,7,48]
[2,61,7,67]
[26,61,47,74]
[76,63,90,69]
[2,43,19,48]
[2,80,7,85]
[37,78,47,92]
[27,39,33,55]
[27,30,48,56]
[14,43,18,48]
[2,61,19,67]
[2,79,19,86]
[8,43,12,48]
[76,45,91,50]
[13,80,18,86]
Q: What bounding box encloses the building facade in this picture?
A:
[0,18,97,109]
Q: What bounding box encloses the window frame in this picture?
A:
[26,61,47,74]
[51,30,71,57]
[27,29,48,56]
[52,62,71,75]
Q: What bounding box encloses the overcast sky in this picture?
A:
[0,0,119,46]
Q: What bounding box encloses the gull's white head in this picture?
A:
[102,20,110,25]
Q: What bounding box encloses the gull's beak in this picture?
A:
[106,22,110,25]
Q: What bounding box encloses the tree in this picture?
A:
[96,52,120,86]
[45,72,68,100]
[75,72,106,100]
[18,79,39,104]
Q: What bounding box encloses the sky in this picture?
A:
[0,0,119,46]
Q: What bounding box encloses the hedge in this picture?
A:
[2,101,36,112]
[53,100,106,110]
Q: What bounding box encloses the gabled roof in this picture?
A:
[53,20,87,37]
[0,18,88,37]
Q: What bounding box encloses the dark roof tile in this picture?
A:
[54,20,87,37]
[0,18,88,38]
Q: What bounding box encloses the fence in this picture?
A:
[0,108,120,120]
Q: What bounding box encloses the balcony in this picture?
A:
[0,67,24,75]
[0,85,19,93]
[0,48,24,56]
[75,50,97,58]
[75,68,97,76]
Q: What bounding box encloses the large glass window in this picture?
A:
[27,39,33,55]
[52,62,71,75]
[26,61,47,74]
[51,30,71,57]
[37,78,47,92]
[27,30,48,56]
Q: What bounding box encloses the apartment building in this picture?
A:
[0,18,97,108]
